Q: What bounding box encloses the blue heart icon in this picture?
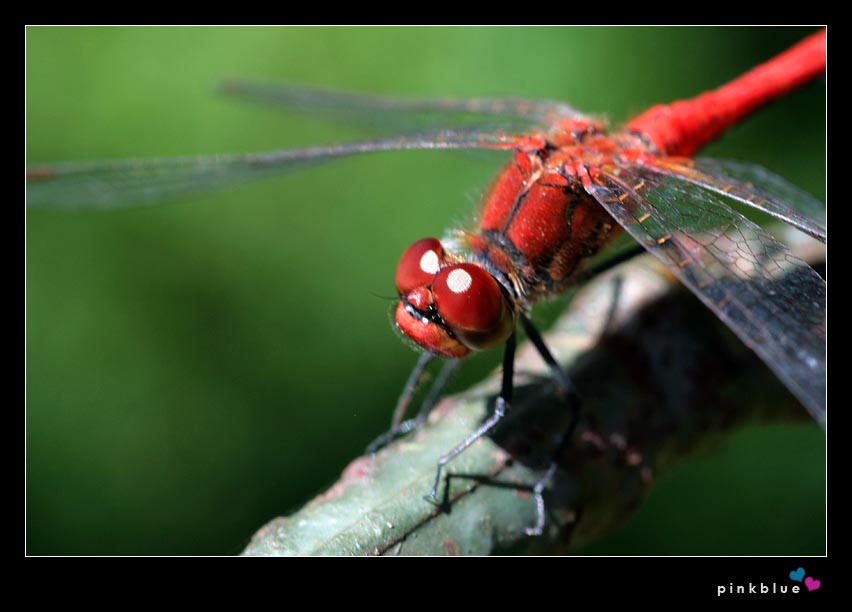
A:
[790,568,805,582]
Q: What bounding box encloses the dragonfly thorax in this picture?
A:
[473,148,624,302]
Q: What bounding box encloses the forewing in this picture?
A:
[27,129,527,208]
[219,80,588,135]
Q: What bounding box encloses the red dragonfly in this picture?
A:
[27,30,826,530]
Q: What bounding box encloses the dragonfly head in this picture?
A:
[394,237,515,357]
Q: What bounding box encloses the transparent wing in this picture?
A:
[588,164,826,424]
[647,157,826,242]
[219,80,588,135]
[27,128,529,208]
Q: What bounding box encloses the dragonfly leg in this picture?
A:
[517,245,648,533]
[392,351,435,428]
[409,358,460,427]
[523,403,583,535]
[367,354,459,455]
[519,314,575,397]
[519,314,583,535]
[427,332,516,501]
[570,243,648,286]
[526,462,559,536]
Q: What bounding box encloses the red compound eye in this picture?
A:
[395,237,444,294]
[432,263,514,351]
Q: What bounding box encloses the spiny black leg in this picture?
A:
[516,246,647,532]
[519,315,574,396]
[366,352,434,455]
[570,243,647,286]
[518,314,582,534]
[518,245,645,395]
[411,358,459,427]
[524,403,583,535]
[392,351,435,427]
[526,462,558,536]
[427,332,516,501]
[366,357,459,455]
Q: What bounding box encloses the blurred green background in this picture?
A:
[26,26,825,555]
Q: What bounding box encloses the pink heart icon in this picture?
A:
[805,577,821,592]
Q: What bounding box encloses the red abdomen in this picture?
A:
[476,156,620,300]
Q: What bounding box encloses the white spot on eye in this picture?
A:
[419,250,440,275]
[446,268,473,294]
